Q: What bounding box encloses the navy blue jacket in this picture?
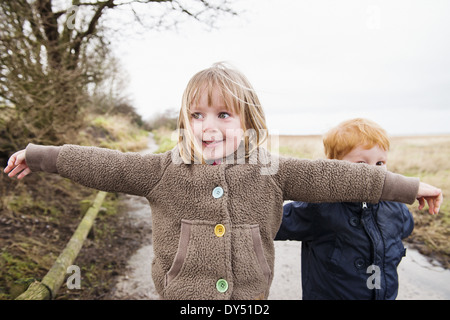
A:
[275,201,414,300]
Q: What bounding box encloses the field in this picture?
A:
[271,134,450,268]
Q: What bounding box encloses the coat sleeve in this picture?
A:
[273,156,419,205]
[400,204,414,239]
[25,143,169,197]
[275,201,315,241]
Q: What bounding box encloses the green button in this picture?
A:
[216,279,228,293]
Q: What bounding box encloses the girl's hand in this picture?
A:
[3,149,31,179]
[417,182,443,215]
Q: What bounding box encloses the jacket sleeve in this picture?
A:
[25,143,169,197]
[400,204,414,239]
[275,201,315,241]
[273,156,419,205]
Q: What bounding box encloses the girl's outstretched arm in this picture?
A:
[4,149,30,179]
[417,182,443,215]
[4,143,169,198]
[274,156,443,215]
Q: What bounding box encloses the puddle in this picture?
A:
[397,245,450,300]
[269,241,450,300]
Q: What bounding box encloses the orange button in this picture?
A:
[214,224,225,237]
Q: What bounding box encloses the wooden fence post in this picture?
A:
[15,191,107,300]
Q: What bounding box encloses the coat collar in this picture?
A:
[343,201,379,212]
[172,142,264,166]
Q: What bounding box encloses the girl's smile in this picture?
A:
[203,139,224,148]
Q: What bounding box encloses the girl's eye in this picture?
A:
[376,161,385,166]
[191,112,203,120]
[357,161,366,164]
[218,112,230,119]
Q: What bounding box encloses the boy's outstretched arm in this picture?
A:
[4,149,30,179]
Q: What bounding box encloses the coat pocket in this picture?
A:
[163,219,229,299]
[231,224,273,299]
[165,219,192,287]
[249,225,272,284]
[163,220,272,299]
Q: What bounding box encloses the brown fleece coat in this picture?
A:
[25,143,419,300]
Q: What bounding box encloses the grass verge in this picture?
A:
[0,115,149,299]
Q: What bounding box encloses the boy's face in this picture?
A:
[341,144,388,168]
[190,86,243,161]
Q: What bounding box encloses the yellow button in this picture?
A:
[214,224,225,237]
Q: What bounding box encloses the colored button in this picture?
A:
[214,224,226,237]
[216,279,228,293]
[212,186,224,199]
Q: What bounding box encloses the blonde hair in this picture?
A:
[177,62,268,163]
[323,118,390,160]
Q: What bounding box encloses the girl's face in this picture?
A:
[190,86,243,161]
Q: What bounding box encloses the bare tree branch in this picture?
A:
[0,0,239,153]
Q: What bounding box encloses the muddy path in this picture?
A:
[109,133,159,300]
[110,194,158,299]
[109,134,450,300]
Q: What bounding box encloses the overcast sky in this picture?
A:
[113,0,450,136]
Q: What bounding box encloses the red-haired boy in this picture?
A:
[276,118,414,300]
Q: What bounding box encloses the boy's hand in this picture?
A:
[417,182,443,215]
[3,149,31,179]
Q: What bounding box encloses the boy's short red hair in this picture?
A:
[323,118,390,160]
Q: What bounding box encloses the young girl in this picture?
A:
[4,63,442,300]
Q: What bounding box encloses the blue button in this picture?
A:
[212,186,224,199]
[354,258,365,269]
[349,216,360,227]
